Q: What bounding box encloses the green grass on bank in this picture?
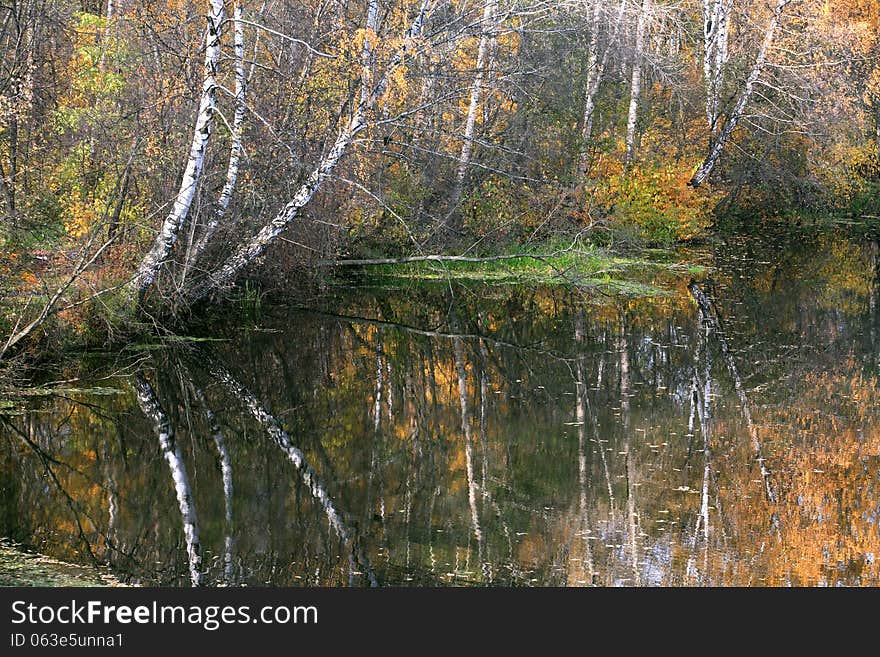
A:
[356,243,706,297]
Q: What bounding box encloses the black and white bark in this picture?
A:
[185,2,247,282]
[624,0,651,168]
[689,0,794,187]
[129,0,224,302]
[703,0,730,133]
[184,0,435,306]
[360,0,380,109]
[575,0,628,178]
[448,0,496,222]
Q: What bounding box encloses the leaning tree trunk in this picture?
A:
[447,0,496,225]
[184,2,246,282]
[689,0,793,188]
[624,0,651,169]
[129,0,224,302]
[184,0,435,306]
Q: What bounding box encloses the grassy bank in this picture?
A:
[349,243,707,298]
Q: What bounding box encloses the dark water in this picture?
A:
[3,228,880,586]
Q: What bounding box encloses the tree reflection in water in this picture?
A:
[3,230,880,586]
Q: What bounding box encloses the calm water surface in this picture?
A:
[3,228,880,586]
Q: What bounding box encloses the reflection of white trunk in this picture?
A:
[619,322,640,585]
[130,1,224,301]
[133,373,203,586]
[192,384,236,584]
[185,0,434,305]
[373,330,384,431]
[186,3,247,280]
[624,0,651,168]
[103,441,119,564]
[386,360,393,420]
[688,282,777,504]
[478,339,490,489]
[454,337,484,563]
[689,0,793,187]
[449,0,496,216]
[694,323,712,543]
[574,314,595,584]
[202,351,379,585]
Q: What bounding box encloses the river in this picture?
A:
[2,226,879,586]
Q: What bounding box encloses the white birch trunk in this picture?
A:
[449,0,496,218]
[575,1,603,178]
[703,0,730,132]
[689,0,793,187]
[576,0,628,178]
[129,0,224,302]
[185,3,246,280]
[624,0,651,168]
[185,0,434,305]
[360,0,379,109]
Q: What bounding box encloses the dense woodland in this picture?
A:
[0,0,879,355]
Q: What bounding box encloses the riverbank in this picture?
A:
[0,539,123,587]
[0,238,709,376]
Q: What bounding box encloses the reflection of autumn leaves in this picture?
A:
[769,367,880,584]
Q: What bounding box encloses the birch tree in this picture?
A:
[703,0,731,133]
[184,2,247,282]
[129,0,225,302]
[624,0,651,169]
[448,0,497,225]
[183,0,436,306]
[689,0,795,187]
[575,0,628,179]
